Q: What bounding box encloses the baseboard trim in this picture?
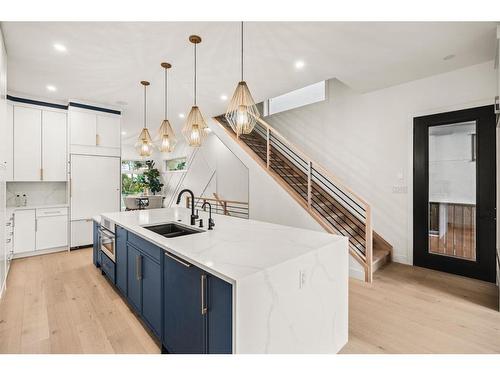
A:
[13,246,68,260]
[392,254,410,265]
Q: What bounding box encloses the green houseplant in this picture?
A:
[142,160,164,195]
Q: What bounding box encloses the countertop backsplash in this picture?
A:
[6,181,67,208]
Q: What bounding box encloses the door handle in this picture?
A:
[165,252,191,267]
[201,274,207,315]
[136,255,142,280]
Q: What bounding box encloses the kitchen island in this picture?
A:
[94,207,348,354]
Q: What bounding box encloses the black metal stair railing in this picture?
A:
[214,115,374,282]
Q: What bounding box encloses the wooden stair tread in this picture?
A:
[373,248,391,263]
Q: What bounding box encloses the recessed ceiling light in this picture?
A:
[53,43,67,53]
[121,131,127,135]
[220,94,228,101]
[295,60,305,70]
[443,54,455,61]
[46,85,57,92]
[179,113,185,119]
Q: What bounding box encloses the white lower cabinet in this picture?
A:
[70,219,93,248]
[13,206,68,257]
[13,209,36,254]
[35,207,68,250]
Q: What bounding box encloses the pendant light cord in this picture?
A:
[144,84,147,129]
[241,21,244,82]
[194,43,197,106]
[164,67,168,119]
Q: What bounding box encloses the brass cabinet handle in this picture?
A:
[165,252,191,268]
[201,274,207,315]
[136,255,142,280]
[96,134,100,146]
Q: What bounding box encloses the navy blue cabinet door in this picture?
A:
[141,255,161,338]
[92,221,100,267]
[115,226,127,295]
[127,244,142,313]
[163,253,206,354]
[207,275,233,354]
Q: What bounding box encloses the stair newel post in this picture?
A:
[365,205,373,283]
[307,161,312,210]
[266,126,270,169]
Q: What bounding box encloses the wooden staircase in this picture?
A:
[213,115,392,282]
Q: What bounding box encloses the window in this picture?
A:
[121,160,148,196]
[165,157,187,172]
[265,81,326,116]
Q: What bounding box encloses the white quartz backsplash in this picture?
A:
[6,181,67,207]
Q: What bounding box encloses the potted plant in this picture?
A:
[141,160,164,195]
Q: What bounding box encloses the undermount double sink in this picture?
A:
[143,222,203,238]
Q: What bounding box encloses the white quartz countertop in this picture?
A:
[101,207,346,284]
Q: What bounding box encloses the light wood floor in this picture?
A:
[0,248,499,354]
[0,248,160,354]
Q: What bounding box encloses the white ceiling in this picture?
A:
[2,22,497,145]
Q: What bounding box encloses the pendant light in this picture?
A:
[135,80,154,157]
[158,62,177,153]
[182,35,208,147]
[225,22,260,137]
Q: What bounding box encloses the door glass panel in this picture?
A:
[428,121,476,261]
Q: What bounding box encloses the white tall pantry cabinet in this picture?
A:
[69,105,121,248]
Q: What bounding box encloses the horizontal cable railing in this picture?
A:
[186,194,249,219]
[214,115,373,281]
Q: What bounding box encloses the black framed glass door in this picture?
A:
[413,105,496,282]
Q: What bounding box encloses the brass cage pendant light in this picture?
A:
[135,80,154,157]
[225,22,260,136]
[182,35,208,147]
[158,62,177,153]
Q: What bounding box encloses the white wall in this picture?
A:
[265,61,496,265]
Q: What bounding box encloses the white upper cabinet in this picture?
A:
[13,106,42,181]
[42,110,67,181]
[69,108,121,156]
[97,114,121,148]
[70,110,97,146]
[11,104,67,182]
